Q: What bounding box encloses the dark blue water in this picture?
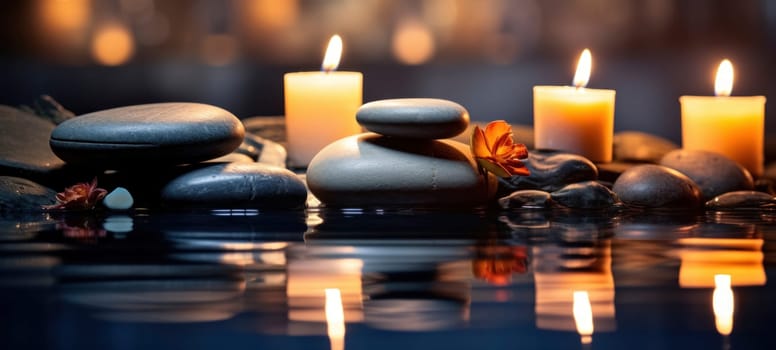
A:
[2,208,775,350]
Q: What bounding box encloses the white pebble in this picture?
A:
[103,187,134,210]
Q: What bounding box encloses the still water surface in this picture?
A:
[1,208,775,349]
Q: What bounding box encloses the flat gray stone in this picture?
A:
[706,191,776,210]
[612,164,702,208]
[499,150,598,193]
[660,149,754,201]
[306,133,495,207]
[356,98,469,139]
[498,190,551,209]
[160,163,307,209]
[0,106,66,176]
[50,103,244,167]
[613,131,678,163]
[551,181,619,209]
[0,176,57,212]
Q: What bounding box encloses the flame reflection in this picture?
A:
[326,288,346,350]
[573,291,594,344]
[712,274,734,336]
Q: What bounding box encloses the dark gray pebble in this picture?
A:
[551,181,619,209]
[612,164,702,209]
[660,149,754,201]
[705,191,776,210]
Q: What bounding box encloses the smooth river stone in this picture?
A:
[0,105,66,176]
[551,181,619,209]
[612,164,702,208]
[659,149,754,201]
[356,98,469,139]
[500,150,598,193]
[0,176,57,212]
[705,191,776,210]
[160,163,307,209]
[306,133,497,207]
[50,103,244,167]
[498,190,551,209]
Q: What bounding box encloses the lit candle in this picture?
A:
[284,35,363,167]
[533,49,616,162]
[680,59,766,177]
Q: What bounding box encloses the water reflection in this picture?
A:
[533,238,616,335]
[1,209,776,349]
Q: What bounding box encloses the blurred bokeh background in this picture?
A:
[0,0,774,143]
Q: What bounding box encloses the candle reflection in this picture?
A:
[573,291,594,345]
[534,239,616,335]
[712,274,734,336]
[326,288,346,350]
[677,238,766,288]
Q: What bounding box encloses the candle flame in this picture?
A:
[715,59,734,97]
[713,274,734,336]
[573,290,594,344]
[322,35,343,72]
[573,49,592,88]
[326,288,346,350]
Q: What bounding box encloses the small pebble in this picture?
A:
[103,187,134,210]
[551,181,619,209]
[612,164,702,209]
[498,190,551,209]
[660,149,753,201]
[705,191,776,210]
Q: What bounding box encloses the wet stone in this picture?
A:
[612,164,702,209]
[498,190,551,209]
[660,149,754,201]
[613,131,679,163]
[499,150,598,193]
[0,105,66,177]
[705,191,776,210]
[356,98,469,139]
[551,181,619,209]
[0,176,57,212]
[50,103,245,168]
[161,162,307,209]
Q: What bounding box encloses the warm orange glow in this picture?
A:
[286,257,364,327]
[322,35,343,72]
[91,23,135,66]
[533,242,616,334]
[677,238,766,288]
[713,274,734,336]
[573,49,592,88]
[391,20,436,65]
[243,0,298,30]
[715,59,734,97]
[573,291,594,344]
[200,34,240,66]
[326,288,345,350]
[38,0,91,32]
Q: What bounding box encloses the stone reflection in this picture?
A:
[533,238,616,340]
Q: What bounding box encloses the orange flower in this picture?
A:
[472,245,528,286]
[471,120,529,178]
[43,178,107,210]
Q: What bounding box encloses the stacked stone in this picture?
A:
[45,103,307,209]
[306,98,496,208]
